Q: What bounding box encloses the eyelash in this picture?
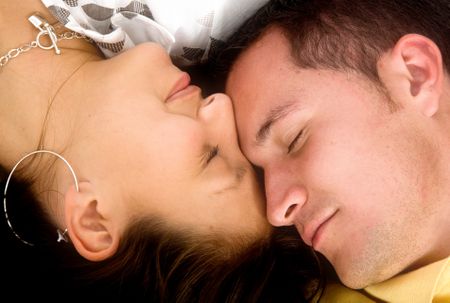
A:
[287,130,304,154]
[206,145,219,164]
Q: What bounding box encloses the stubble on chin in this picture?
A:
[335,222,420,289]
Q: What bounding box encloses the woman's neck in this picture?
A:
[0,0,100,169]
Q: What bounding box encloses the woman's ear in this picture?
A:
[64,182,120,261]
[377,34,443,117]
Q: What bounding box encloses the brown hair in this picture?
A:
[1,164,323,302]
[216,0,450,85]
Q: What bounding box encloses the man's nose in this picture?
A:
[265,168,308,226]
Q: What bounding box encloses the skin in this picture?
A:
[0,0,269,261]
[63,44,269,233]
[226,26,450,288]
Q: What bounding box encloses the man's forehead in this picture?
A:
[227,35,290,109]
[227,27,291,81]
[226,27,300,148]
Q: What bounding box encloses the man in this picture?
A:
[223,0,450,301]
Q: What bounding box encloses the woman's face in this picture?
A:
[65,43,269,238]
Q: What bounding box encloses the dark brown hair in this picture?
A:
[216,0,450,85]
[1,164,323,302]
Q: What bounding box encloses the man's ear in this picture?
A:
[377,34,443,117]
[64,182,120,261]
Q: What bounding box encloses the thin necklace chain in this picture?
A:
[0,13,93,69]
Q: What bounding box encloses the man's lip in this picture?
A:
[302,209,337,247]
[167,72,191,102]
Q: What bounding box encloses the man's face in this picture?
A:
[226,27,442,288]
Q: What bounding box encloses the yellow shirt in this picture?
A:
[318,257,450,303]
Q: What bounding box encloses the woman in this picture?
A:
[0,0,322,301]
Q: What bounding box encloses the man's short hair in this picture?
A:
[219,0,450,83]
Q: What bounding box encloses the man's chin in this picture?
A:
[338,274,372,290]
[334,263,394,290]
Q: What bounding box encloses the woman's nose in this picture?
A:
[198,93,239,144]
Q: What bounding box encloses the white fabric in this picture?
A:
[41,0,269,65]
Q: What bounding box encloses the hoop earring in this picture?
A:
[3,150,79,246]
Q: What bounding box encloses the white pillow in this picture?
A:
[40,0,269,65]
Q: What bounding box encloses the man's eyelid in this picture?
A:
[287,129,305,154]
[278,116,309,153]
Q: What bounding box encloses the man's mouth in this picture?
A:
[302,208,338,248]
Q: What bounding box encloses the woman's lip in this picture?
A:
[166,85,200,102]
[167,72,191,102]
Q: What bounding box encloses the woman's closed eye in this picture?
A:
[205,145,219,164]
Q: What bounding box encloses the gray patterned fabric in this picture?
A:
[41,0,269,65]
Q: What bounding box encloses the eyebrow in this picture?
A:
[255,101,299,145]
